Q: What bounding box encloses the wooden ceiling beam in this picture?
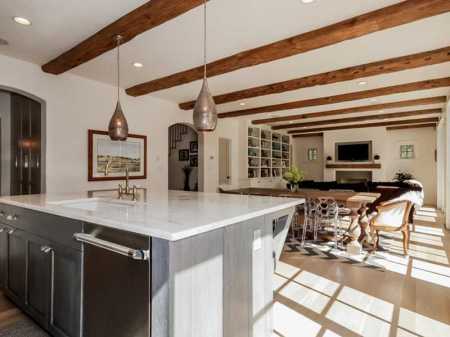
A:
[288,117,439,134]
[272,108,441,130]
[292,133,324,138]
[180,46,450,110]
[386,123,437,130]
[219,77,450,118]
[251,96,447,125]
[42,0,206,74]
[126,0,450,96]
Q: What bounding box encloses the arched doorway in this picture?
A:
[0,86,45,196]
[168,123,199,191]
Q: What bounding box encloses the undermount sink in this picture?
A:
[49,198,137,212]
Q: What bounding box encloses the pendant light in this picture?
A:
[193,0,217,132]
[108,35,129,141]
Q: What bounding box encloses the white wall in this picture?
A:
[0,54,192,195]
[323,127,387,181]
[292,126,438,205]
[293,136,324,181]
[385,127,437,206]
[437,118,446,211]
[445,102,450,229]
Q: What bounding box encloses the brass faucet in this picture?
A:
[104,157,113,176]
[118,167,137,201]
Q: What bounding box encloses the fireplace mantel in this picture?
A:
[326,163,381,169]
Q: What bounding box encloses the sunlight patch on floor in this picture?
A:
[326,301,391,337]
[337,286,394,322]
[398,308,450,337]
[279,281,331,314]
[275,261,301,279]
[274,301,321,337]
[273,274,288,291]
[413,225,444,237]
[294,271,340,297]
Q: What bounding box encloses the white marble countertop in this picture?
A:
[0,190,303,241]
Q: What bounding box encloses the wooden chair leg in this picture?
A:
[402,228,409,255]
[369,225,377,252]
[375,230,380,250]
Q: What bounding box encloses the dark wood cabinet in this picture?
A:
[26,234,51,329]
[49,244,82,337]
[0,224,7,288]
[4,227,27,304]
[0,204,82,337]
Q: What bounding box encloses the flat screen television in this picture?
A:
[335,142,372,162]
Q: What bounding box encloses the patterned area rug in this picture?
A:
[284,233,411,273]
[0,319,49,337]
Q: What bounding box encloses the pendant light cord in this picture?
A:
[116,36,121,103]
[203,0,207,81]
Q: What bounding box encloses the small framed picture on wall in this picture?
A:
[179,149,189,161]
[190,155,198,167]
[190,141,198,153]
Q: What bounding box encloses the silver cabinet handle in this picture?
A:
[6,214,18,221]
[73,233,150,261]
[41,246,53,254]
[8,229,15,235]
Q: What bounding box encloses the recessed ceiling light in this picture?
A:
[0,38,8,46]
[370,98,377,102]
[289,121,294,124]
[239,102,246,106]
[358,81,368,86]
[301,0,315,3]
[133,62,143,68]
[13,17,32,26]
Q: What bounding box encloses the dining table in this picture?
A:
[220,188,381,242]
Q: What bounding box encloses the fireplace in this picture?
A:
[336,171,372,184]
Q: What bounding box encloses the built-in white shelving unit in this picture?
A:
[247,126,291,179]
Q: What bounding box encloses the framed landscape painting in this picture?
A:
[88,130,147,181]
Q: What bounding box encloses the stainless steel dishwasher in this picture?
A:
[75,223,151,337]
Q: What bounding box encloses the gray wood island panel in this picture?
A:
[0,192,301,337]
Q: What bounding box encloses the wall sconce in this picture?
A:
[326,156,332,161]
[374,154,380,161]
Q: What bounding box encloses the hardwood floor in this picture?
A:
[274,207,450,337]
[0,207,448,337]
[0,291,26,331]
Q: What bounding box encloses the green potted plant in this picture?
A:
[283,166,304,192]
[394,171,413,182]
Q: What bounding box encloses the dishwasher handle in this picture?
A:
[74,233,150,261]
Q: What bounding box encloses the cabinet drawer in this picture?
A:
[0,204,81,250]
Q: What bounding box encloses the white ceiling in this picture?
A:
[0,0,449,127]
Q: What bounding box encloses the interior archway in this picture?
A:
[168,123,199,191]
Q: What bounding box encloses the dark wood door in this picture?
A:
[4,227,27,303]
[10,93,41,195]
[26,234,51,329]
[48,243,82,337]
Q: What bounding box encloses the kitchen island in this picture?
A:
[0,190,302,337]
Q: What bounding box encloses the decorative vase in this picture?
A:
[184,172,191,191]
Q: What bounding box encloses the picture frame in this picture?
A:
[190,155,198,167]
[88,129,147,181]
[190,141,198,153]
[179,149,189,161]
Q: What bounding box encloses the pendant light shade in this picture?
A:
[193,0,217,132]
[109,101,129,141]
[193,79,217,131]
[108,35,129,141]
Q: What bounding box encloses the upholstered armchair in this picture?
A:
[369,200,413,255]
